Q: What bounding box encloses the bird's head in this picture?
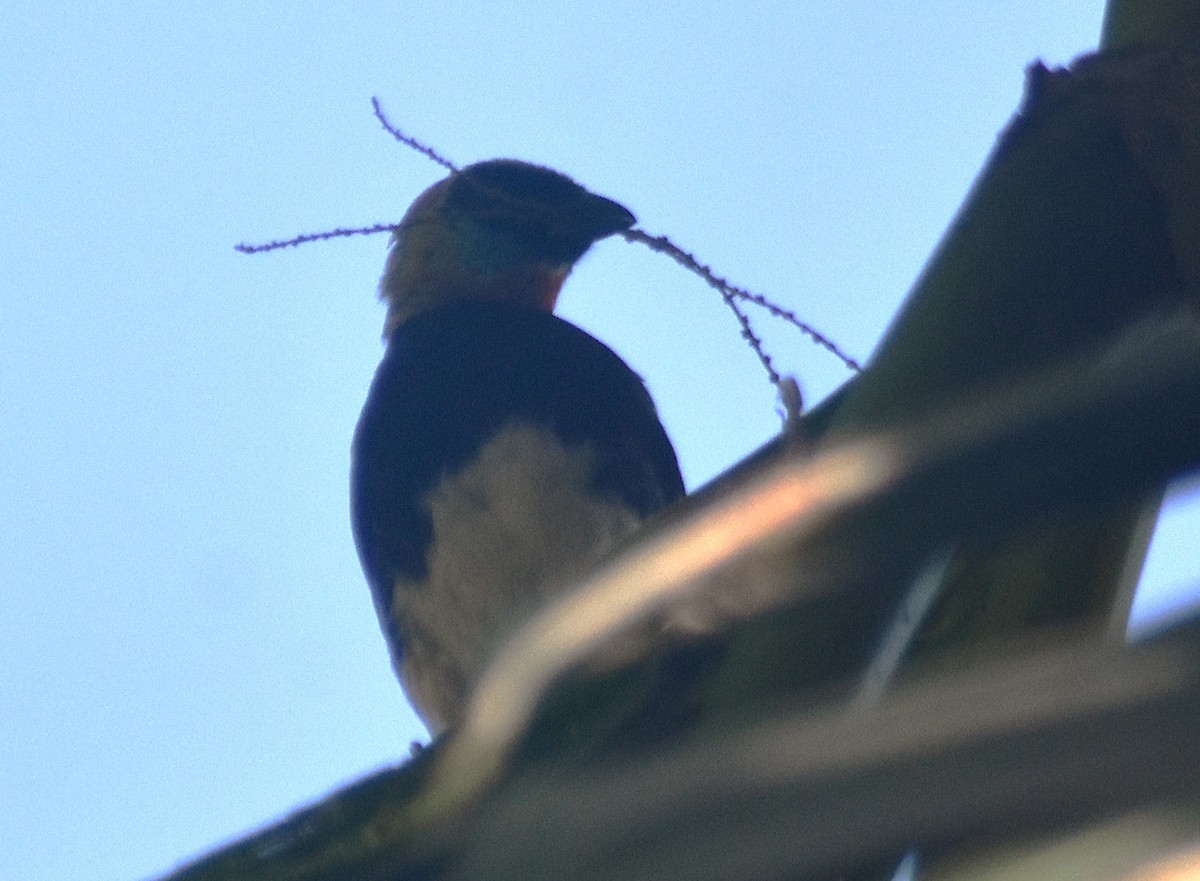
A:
[379,159,636,333]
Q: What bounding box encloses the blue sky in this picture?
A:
[2,4,1197,880]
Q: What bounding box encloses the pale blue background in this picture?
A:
[2,4,1197,880]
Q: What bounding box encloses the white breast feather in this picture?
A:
[393,423,641,731]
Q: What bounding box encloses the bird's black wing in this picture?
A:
[351,301,683,657]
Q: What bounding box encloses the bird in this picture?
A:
[351,159,685,735]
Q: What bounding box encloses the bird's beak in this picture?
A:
[573,192,637,244]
